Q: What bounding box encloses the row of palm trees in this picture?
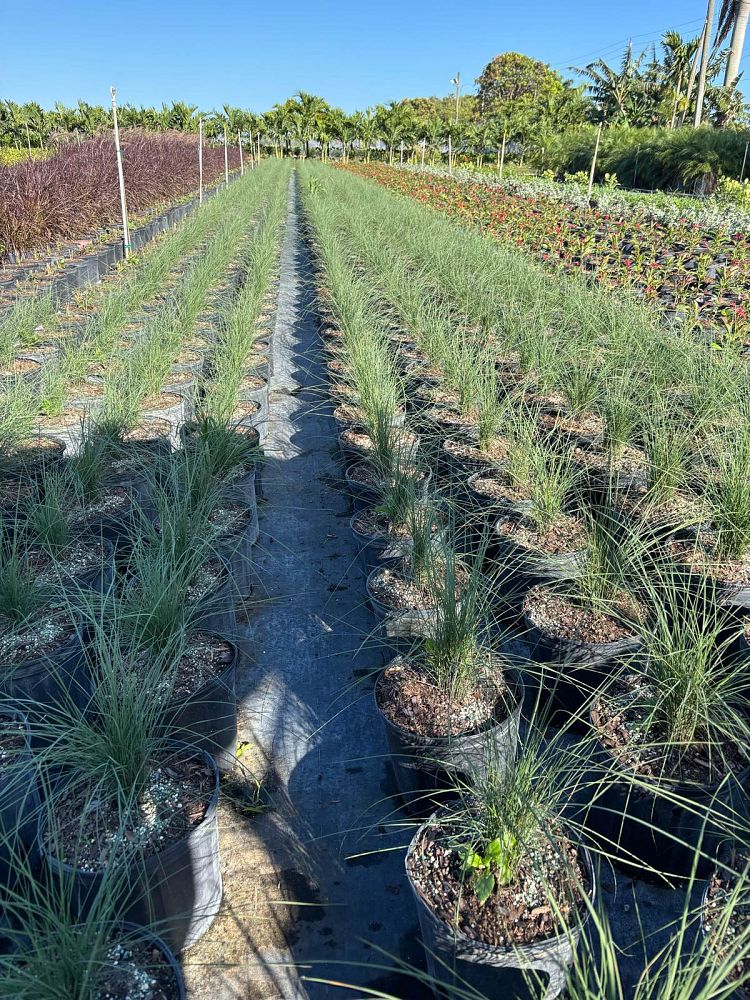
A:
[0,93,504,167]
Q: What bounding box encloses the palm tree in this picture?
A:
[291,91,328,158]
[165,101,199,132]
[265,105,294,157]
[353,108,378,162]
[376,102,414,165]
[574,44,646,123]
[661,32,700,126]
[718,0,750,84]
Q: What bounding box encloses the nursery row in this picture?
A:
[0,160,288,453]
[343,161,750,349]
[0,130,245,262]
[0,159,290,996]
[301,162,750,997]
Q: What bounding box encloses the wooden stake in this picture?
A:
[448,134,452,174]
[587,122,603,201]
[420,139,425,168]
[499,129,507,181]
[741,141,749,182]
[198,118,204,203]
[238,130,244,176]
[223,124,229,185]
[110,87,130,259]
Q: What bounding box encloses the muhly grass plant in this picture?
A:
[34,595,177,806]
[0,292,55,367]
[181,414,263,484]
[420,533,497,705]
[0,838,174,1000]
[629,573,750,765]
[525,444,581,534]
[706,429,750,563]
[0,546,54,638]
[24,473,77,559]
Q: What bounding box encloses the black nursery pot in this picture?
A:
[0,710,40,886]
[491,518,586,616]
[40,746,222,954]
[406,818,595,1000]
[349,511,399,578]
[466,470,531,520]
[118,923,187,1000]
[165,635,239,773]
[375,663,524,815]
[522,594,643,727]
[344,464,382,513]
[0,619,90,728]
[584,736,750,883]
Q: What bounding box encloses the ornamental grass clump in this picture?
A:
[182,415,262,485]
[0,292,55,367]
[594,572,750,783]
[707,430,750,563]
[421,535,494,705]
[527,445,581,534]
[475,354,513,453]
[0,841,176,1000]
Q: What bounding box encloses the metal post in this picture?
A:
[499,129,507,181]
[399,140,404,164]
[448,134,452,174]
[223,125,229,185]
[420,139,425,169]
[198,118,204,204]
[238,130,244,176]
[741,141,749,182]
[110,87,130,259]
[587,122,603,201]
[451,72,461,123]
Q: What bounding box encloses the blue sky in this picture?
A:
[2,0,746,111]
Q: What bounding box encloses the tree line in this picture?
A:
[2,30,749,170]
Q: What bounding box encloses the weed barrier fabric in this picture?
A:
[187,172,424,998]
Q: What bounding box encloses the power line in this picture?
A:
[543,16,707,74]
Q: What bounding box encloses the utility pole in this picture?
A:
[694,0,716,127]
[451,72,461,123]
[198,118,204,203]
[110,87,130,259]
